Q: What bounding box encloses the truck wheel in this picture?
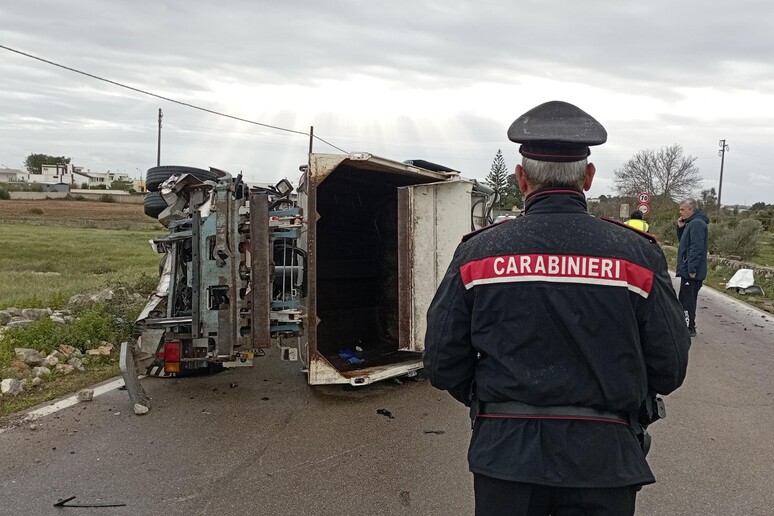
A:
[145,165,217,192]
[144,191,167,218]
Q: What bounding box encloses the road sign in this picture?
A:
[637,203,650,215]
[638,192,651,204]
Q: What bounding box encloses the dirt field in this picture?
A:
[0,199,163,230]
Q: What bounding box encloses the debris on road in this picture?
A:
[76,389,94,402]
[53,496,126,508]
[377,408,395,420]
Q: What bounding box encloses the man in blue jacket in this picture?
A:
[676,199,710,337]
[424,101,690,515]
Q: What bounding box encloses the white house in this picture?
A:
[0,167,23,182]
[27,163,90,186]
[26,164,132,188]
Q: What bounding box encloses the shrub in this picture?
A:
[0,288,149,368]
[650,219,678,246]
[0,187,9,200]
[98,194,116,203]
[710,219,763,260]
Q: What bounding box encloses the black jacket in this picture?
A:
[424,188,691,487]
[676,209,710,280]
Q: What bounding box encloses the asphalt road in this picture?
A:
[1,283,772,516]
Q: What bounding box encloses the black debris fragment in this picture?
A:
[423,430,445,435]
[377,408,395,420]
[54,496,126,508]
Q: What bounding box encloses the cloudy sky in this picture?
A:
[2,1,774,205]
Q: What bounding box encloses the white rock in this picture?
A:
[1,378,23,396]
[31,377,43,387]
[76,389,94,402]
[32,366,52,378]
[45,356,59,367]
[21,308,52,320]
[6,319,34,329]
[133,404,149,415]
[49,316,67,324]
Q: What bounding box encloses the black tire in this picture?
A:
[144,191,168,218]
[145,165,217,192]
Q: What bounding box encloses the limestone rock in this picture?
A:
[21,308,52,320]
[14,348,45,366]
[67,357,85,371]
[31,377,42,387]
[6,319,34,329]
[55,364,75,375]
[76,389,94,402]
[32,366,52,378]
[133,404,149,415]
[1,378,23,396]
[0,311,11,326]
[58,344,77,356]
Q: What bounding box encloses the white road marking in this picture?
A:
[0,377,125,434]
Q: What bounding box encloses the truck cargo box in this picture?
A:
[297,153,486,385]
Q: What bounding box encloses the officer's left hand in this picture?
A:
[689,272,696,279]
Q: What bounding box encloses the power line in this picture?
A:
[0,44,348,153]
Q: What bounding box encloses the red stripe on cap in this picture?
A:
[459,253,653,298]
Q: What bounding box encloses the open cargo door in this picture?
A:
[397,180,473,353]
[298,153,476,385]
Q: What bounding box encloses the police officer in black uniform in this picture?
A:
[424,101,691,516]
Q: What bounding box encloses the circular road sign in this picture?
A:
[638,192,651,204]
[637,203,651,215]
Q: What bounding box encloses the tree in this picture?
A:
[24,153,71,175]
[700,187,718,212]
[614,144,702,202]
[485,150,509,205]
[109,179,134,192]
[503,173,523,210]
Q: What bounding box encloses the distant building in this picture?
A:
[0,167,23,182]
[26,164,133,189]
[27,163,89,186]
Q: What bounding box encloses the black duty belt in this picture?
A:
[479,400,628,425]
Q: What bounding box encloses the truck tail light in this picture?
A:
[164,341,181,373]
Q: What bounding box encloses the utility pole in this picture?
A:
[157,108,163,167]
[717,139,729,212]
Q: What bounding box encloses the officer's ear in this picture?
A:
[515,165,530,194]
[582,163,596,191]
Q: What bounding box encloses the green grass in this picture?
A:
[756,232,774,267]
[0,222,162,308]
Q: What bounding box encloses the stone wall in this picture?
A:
[8,191,144,204]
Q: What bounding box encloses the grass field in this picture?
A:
[0,199,164,416]
[0,200,163,308]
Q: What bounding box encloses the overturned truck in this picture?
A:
[121,152,496,410]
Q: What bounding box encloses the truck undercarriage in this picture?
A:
[121,152,496,411]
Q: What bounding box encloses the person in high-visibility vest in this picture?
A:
[625,210,649,232]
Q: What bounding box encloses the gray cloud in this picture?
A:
[2,1,774,203]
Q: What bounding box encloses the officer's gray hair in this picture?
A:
[521,157,587,188]
[680,199,698,211]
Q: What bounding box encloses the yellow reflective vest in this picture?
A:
[625,219,649,232]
